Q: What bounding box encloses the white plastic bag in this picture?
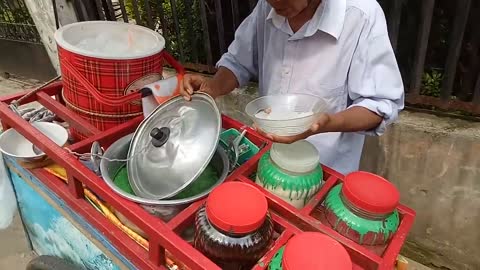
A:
[0,152,17,229]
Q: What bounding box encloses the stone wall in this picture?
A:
[215,85,480,270]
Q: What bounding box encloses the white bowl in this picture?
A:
[0,122,69,162]
[245,94,329,136]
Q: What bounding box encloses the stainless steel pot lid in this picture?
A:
[127,93,221,200]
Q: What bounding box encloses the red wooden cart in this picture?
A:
[0,82,415,270]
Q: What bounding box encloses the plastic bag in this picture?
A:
[0,152,17,229]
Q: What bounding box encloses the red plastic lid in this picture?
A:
[282,232,352,270]
[206,182,268,234]
[342,171,400,215]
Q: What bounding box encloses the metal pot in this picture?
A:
[100,133,229,236]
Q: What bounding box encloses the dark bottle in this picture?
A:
[194,182,274,269]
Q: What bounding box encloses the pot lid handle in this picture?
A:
[150,127,170,148]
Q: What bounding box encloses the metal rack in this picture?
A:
[0,82,415,270]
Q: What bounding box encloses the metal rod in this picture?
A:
[473,72,480,105]
[144,0,154,29]
[117,0,129,22]
[131,0,142,25]
[52,0,60,29]
[93,0,106,20]
[441,0,472,100]
[169,0,185,62]
[231,0,240,30]
[184,0,198,63]
[104,0,116,21]
[388,0,403,52]
[409,0,435,95]
[155,0,170,51]
[214,0,226,54]
[199,0,213,67]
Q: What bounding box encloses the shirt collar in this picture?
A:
[266,0,346,39]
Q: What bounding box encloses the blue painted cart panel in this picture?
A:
[5,157,137,270]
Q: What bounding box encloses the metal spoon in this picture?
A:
[228,129,247,171]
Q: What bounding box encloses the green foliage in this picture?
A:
[125,0,205,64]
[0,2,33,24]
[421,70,443,98]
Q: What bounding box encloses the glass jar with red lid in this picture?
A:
[269,232,352,270]
[324,171,400,245]
[194,182,274,269]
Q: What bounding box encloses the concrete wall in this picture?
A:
[0,40,57,81]
[360,112,480,270]
[215,85,480,270]
[24,0,60,75]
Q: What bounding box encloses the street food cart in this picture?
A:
[0,81,415,270]
[0,21,415,270]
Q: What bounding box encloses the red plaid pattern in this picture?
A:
[58,46,167,139]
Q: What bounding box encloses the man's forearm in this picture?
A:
[323,107,383,133]
[209,67,240,97]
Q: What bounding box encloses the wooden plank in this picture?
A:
[440,0,472,100]
[409,0,435,95]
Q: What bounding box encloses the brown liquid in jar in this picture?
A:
[194,182,275,269]
[195,206,274,269]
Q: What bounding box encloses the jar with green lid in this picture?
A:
[269,232,352,270]
[256,140,323,208]
[324,171,401,245]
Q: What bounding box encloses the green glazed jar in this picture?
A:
[268,232,352,270]
[256,140,323,209]
[324,171,401,245]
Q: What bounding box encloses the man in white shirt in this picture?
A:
[180,0,404,174]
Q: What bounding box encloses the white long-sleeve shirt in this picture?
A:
[217,0,404,174]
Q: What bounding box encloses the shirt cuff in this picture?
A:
[216,53,251,88]
[348,98,399,136]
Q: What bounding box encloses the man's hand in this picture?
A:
[179,67,240,101]
[179,74,216,101]
[254,113,332,144]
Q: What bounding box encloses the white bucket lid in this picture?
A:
[270,140,320,174]
[54,21,165,60]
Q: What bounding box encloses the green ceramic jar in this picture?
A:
[256,140,323,209]
[324,171,401,245]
